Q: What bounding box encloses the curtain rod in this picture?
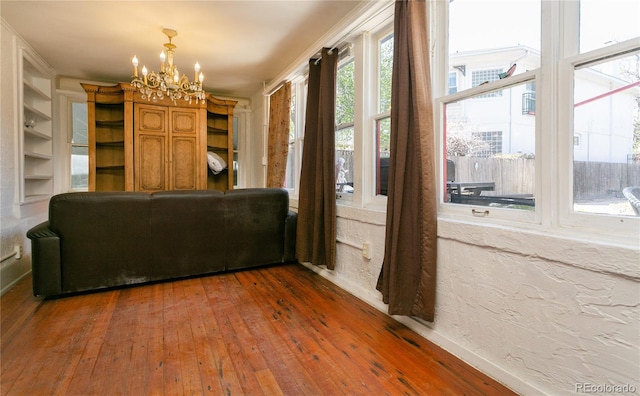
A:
[263,0,394,96]
[313,43,354,65]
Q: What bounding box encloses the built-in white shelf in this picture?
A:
[17,47,54,217]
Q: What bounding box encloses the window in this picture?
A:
[285,78,307,195]
[472,131,502,158]
[232,115,239,187]
[444,79,536,210]
[448,71,458,95]
[571,50,640,217]
[336,58,355,195]
[579,0,640,54]
[522,82,536,115]
[285,89,297,190]
[375,32,393,197]
[442,0,540,213]
[471,69,503,98]
[70,101,88,190]
[438,0,639,240]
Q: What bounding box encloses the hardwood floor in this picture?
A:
[1,263,516,395]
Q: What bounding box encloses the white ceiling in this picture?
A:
[1,1,375,98]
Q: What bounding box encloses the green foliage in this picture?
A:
[336,60,355,126]
[379,34,394,113]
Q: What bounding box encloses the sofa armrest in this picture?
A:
[26,221,62,297]
[284,211,297,262]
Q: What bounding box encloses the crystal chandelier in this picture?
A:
[131,28,205,104]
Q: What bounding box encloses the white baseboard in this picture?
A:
[1,258,31,296]
[298,261,545,396]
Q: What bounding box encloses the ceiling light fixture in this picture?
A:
[131,28,205,104]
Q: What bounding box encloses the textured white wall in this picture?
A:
[301,204,640,396]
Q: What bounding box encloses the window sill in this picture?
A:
[437,217,640,280]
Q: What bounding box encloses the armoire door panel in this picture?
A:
[138,135,166,191]
[138,107,166,133]
[171,110,197,135]
[171,137,198,190]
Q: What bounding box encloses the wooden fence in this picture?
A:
[451,156,640,199]
[335,150,640,199]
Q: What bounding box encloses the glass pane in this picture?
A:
[449,0,541,91]
[580,0,640,53]
[233,152,238,187]
[285,143,295,190]
[444,82,536,210]
[71,102,88,144]
[286,90,296,190]
[379,33,393,113]
[336,59,355,195]
[71,145,88,189]
[290,91,296,141]
[376,117,391,196]
[233,116,239,151]
[336,126,354,193]
[573,50,640,216]
[336,59,355,126]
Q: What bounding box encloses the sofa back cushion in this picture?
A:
[48,192,153,293]
[150,190,227,277]
[224,188,289,270]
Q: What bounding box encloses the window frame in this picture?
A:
[557,38,640,241]
[285,76,307,199]
[364,26,395,209]
[436,70,540,225]
[433,0,639,245]
[336,56,356,202]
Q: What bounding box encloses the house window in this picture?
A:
[285,89,297,190]
[472,131,502,158]
[375,32,393,197]
[441,0,540,214]
[444,81,536,209]
[522,92,536,115]
[471,69,503,98]
[232,115,239,187]
[522,82,536,115]
[448,72,458,95]
[579,0,639,54]
[571,50,640,217]
[439,0,638,239]
[336,58,355,196]
[285,78,306,194]
[70,101,88,190]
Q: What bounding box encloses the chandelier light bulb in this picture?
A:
[132,56,138,77]
[199,72,204,83]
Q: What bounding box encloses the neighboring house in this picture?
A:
[448,45,638,162]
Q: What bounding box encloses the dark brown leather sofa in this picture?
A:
[27,188,297,298]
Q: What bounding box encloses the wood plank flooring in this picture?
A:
[1,263,517,395]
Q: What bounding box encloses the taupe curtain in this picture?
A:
[267,82,292,187]
[296,48,338,269]
[376,0,437,322]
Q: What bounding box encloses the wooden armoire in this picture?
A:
[82,83,236,192]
